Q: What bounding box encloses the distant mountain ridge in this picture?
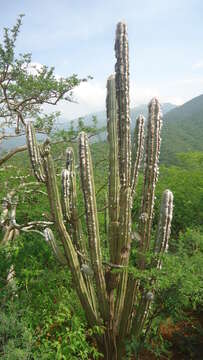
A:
[67,102,176,129]
[0,102,176,153]
[1,95,203,166]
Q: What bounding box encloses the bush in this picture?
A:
[132,228,203,359]
[0,302,33,360]
[0,233,102,359]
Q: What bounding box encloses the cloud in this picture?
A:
[45,80,181,121]
[55,82,163,120]
[42,75,185,121]
[159,77,203,106]
[73,81,106,110]
[25,62,43,75]
[131,85,160,106]
[47,81,106,121]
[192,61,203,70]
[161,96,183,105]
[177,77,203,85]
[27,62,61,80]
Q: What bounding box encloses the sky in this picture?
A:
[1,0,203,120]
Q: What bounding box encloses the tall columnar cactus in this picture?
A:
[26,21,173,360]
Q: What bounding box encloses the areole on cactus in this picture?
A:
[26,21,173,360]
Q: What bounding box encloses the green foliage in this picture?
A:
[52,115,106,144]
[132,227,203,358]
[124,227,203,359]
[171,227,203,255]
[156,164,203,235]
[161,94,203,165]
[0,302,33,360]
[0,232,102,359]
[1,18,203,355]
[1,126,203,358]
[0,15,88,139]
[176,151,203,170]
[132,152,203,236]
[1,139,203,358]
[32,306,101,360]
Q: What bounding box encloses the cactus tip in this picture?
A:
[148,97,160,107]
[116,21,127,38]
[107,73,115,81]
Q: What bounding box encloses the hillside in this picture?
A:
[161,94,203,164]
[0,102,175,154]
[69,102,176,129]
[2,95,203,165]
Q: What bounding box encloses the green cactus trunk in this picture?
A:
[26,21,174,360]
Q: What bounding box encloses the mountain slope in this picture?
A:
[0,102,175,153]
[74,102,176,128]
[131,102,176,122]
[161,94,203,164]
[1,93,203,166]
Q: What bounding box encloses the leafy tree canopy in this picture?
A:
[0,14,89,139]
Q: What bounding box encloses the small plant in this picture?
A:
[0,302,33,360]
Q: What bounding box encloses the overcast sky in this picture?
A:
[1,0,203,120]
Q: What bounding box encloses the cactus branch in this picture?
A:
[113,23,133,329]
[131,115,145,198]
[139,98,162,267]
[63,147,98,313]
[133,189,173,338]
[79,131,108,320]
[119,100,162,339]
[26,127,99,326]
[115,22,131,188]
[154,189,173,268]
[61,168,72,221]
[26,122,46,183]
[106,74,120,264]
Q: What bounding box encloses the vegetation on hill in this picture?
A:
[161,94,203,164]
[68,95,203,168]
[0,142,203,359]
[0,17,202,360]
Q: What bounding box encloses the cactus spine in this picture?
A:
[26,22,173,360]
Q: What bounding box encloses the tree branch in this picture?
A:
[0,145,27,166]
